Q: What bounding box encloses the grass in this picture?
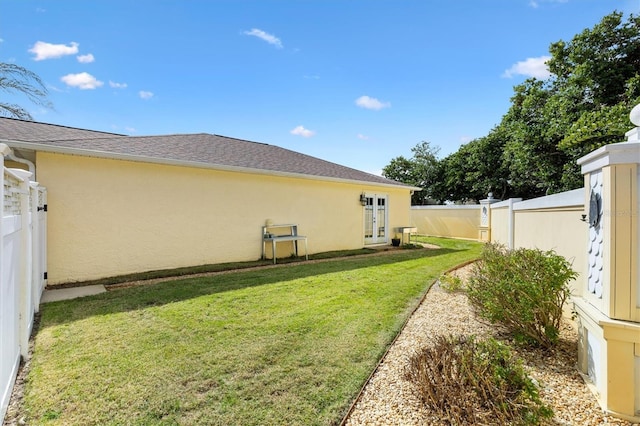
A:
[24,237,481,425]
[55,248,380,288]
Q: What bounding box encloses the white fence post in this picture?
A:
[479,193,500,241]
[0,144,17,422]
[11,169,33,358]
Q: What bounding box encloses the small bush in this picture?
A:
[467,243,577,348]
[405,335,552,425]
[438,273,465,293]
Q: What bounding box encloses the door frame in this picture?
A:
[363,193,388,245]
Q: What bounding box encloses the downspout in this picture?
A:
[6,150,36,181]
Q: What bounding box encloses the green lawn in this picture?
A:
[24,237,481,425]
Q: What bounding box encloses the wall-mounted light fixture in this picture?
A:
[359,192,367,206]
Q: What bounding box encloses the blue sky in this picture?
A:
[1,0,638,175]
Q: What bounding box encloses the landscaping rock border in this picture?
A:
[342,264,635,425]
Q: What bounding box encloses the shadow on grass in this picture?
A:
[51,248,381,289]
[41,246,465,327]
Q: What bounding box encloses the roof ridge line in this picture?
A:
[212,134,270,146]
[0,116,125,137]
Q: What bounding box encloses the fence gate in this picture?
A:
[0,158,47,422]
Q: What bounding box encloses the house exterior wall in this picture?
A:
[36,152,411,284]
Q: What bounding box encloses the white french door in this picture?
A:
[363,194,388,245]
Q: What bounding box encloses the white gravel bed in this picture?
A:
[343,269,636,426]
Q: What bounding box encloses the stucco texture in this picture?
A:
[410,206,480,240]
[36,152,411,284]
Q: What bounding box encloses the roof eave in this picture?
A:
[1,140,419,191]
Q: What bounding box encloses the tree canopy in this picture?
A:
[0,62,52,120]
[382,141,442,204]
[384,11,640,203]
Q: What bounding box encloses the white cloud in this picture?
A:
[29,41,79,61]
[110,124,136,133]
[109,81,127,89]
[243,28,283,49]
[77,53,95,63]
[529,0,568,7]
[502,56,551,79]
[357,133,369,141]
[290,125,315,138]
[60,72,103,89]
[459,135,473,144]
[355,95,390,110]
[139,90,154,100]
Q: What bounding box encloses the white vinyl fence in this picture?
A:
[0,144,47,422]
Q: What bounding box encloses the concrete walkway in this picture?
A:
[41,285,107,303]
[38,245,431,304]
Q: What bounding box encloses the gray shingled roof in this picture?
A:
[0,117,411,188]
[0,117,125,141]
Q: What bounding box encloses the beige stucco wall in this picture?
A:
[410,206,480,239]
[487,191,586,296]
[36,152,411,284]
[513,207,587,295]
[489,206,510,245]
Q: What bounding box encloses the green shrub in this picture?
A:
[438,273,465,293]
[405,335,552,425]
[467,243,577,348]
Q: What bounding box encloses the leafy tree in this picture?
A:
[382,156,420,186]
[479,11,638,199]
[384,11,639,203]
[382,141,443,204]
[440,129,511,203]
[500,79,573,197]
[548,11,640,155]
[440,142,490,203]
[437,150,469,203]
[0,62,52,120]
[548,12,640,108]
